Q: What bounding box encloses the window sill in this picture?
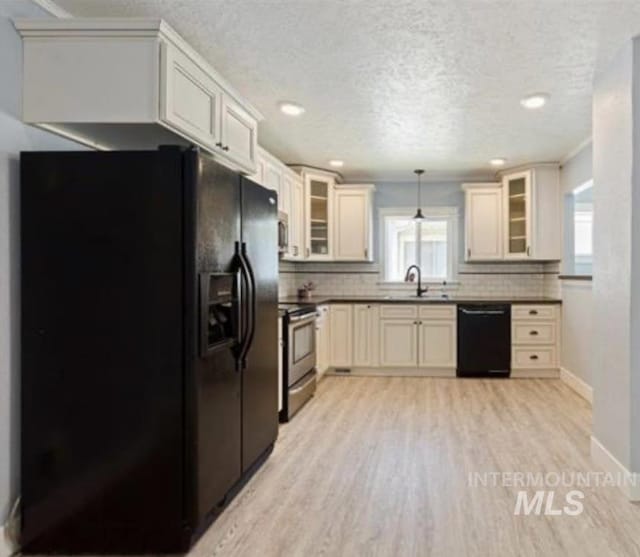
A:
[376,281,460,289]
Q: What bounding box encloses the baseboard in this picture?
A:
[510,368,560,379]
[590,436,640,501]
[559,366,593,403]
[326,367,456,378]
[0,525,14,557]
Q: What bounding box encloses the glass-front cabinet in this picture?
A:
[304,172,335,259]
[503,170,532,259]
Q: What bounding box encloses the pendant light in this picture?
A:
[413,169,425,221]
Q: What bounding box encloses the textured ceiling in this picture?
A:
[53,0,640,180]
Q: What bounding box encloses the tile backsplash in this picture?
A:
[279,261,561,299]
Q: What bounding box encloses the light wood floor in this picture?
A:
[189,377,640,557]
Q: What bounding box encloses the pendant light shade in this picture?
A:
[413,169,425,221]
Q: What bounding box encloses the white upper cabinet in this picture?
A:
[333,185,375,261]
[288,175,305,260]
[220,95,258,171]
[463,165,560,262]
[463,183,503,261]
[500,165,561,260]
[160,42,223,149]
[14,18,262,174]
[503,171,532,259]
[303,171,335,260]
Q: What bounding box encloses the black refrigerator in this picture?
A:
[20,148,279,554]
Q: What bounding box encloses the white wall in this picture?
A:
[558,143,593,387]
[591,38,637,473]
[0,0,85,534]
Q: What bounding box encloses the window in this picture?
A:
[380,208,457,282]
[563,180,593,276]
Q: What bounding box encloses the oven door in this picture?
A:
[287,313,316,386]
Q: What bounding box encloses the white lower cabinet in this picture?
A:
[315,305,331,377]
[418,320,457,368]
[511,304,560,376]
[379,318,419,367]
[353,305,379,367]
[329,305,353,368]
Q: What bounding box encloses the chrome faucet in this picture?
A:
[404,265,429,297]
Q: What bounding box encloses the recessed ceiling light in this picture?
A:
[490,158,506,166]
[520,93,549,109]
[329,160,344,168]
[279,101,305,116]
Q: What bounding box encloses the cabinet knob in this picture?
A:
[529,330,539,336]
[223,145,230,151]
[530,355,539,360]
[529,310,538,315]
[215,142,223,148]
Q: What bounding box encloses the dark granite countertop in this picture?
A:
[279,295,562,306]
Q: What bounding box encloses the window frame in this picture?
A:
[378,206,459,285]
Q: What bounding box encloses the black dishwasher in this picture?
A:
[457,304,511,377]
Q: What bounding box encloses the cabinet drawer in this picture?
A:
[380,305,418,319]
[512,347,557,369]
[419,305,456,320]
[512,305,557,321]
[512,322,557,345]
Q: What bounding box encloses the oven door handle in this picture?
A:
[288,313,316,324]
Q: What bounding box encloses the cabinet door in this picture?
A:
[315,305,329,375]
[353,305,379,367]
[329,305,353,367]
[160,43,222,151]
[280,173,292,217]
[305,173,334,260]
[379,319,418,367]
[290,176,305,260]
[418,320,456,368]
[220,94,258,173]
[466,188,503,261]
[503,171,532,259]
[264,161,282,195]
[334,190,370,261]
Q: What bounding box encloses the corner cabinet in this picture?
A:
[333,185,375,261]
[463,183,503,261]
[15,18,261,175]
[462,164,561,262]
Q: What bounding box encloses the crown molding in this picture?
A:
[560,135,592,166]
[31,0,72,18]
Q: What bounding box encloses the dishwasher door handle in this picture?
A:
[460,309,506,315]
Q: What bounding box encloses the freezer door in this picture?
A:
[189,152,243,522]
[240,178,279,472]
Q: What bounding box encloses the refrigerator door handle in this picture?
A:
[235,241,252,370]
[240,242,257,368]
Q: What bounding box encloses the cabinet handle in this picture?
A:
[467,248,471,258]
[306,247,310,257]
[529,310,538,315]
[364,248,368,259]
[530,355,539,360]
[526,246,531,256]
[529,330,539,336]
